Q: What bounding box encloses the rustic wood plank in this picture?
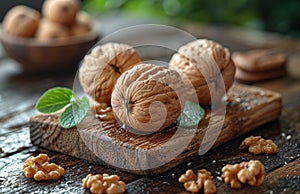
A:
[0,148,139,194]
[29,84,282,176]
[1,119,299,193]
[0,126,32,158]
[0,107,37,135]
[0,57,77,121]
[6,87,296,193]
[254,77,300,103]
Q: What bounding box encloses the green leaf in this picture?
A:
[59,96,90,128]
[177,101,205,128]
[36,87,73,113]
[58,105,74,128]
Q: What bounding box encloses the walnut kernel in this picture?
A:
[82,173,126,194]
[240,136,278,154]
[179,169,216,194]
[221,160,265,189]
[23,153,65,181]
[238,160,265,186]
[221,164,242,189]
[93,103,116,122]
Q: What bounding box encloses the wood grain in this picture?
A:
[29,84,282,176]
[0,148,139,194]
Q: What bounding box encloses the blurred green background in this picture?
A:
[1,0,299,38]
[83,0,300,38]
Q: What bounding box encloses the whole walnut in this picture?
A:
[42,0,80,26]
[3,5,40,38]
[71,11,91,36]
[169,39,236,105]
[36,19,70,41]
[79,43,142,105]
[111,64,186,132]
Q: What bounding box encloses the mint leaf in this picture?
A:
[59,96,90,128]
[58,105,74,128]
[72,96,90,125]
[36,87,90,129]
[177,101,205,128]
[36,87,73,113]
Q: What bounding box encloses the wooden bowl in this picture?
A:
[0,28,99,73]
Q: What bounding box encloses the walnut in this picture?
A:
[23,153,65,181]
[169,39,235,105]
[238,160,265,186]
[36,19,70,41]
[240,136,278,154]
[221,160,265,189]
[82,173,126,194]
[111,64,186,132]
[179,169,216,194]
[221,164,242,189]
[71,11,91,36]
[42,0,80,26]
[79,43,142,105]
[3,5,40,38]
[93,103,116,122]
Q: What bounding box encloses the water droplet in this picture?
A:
[222,95,228,102]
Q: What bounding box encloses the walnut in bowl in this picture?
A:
[0,1,98,73]
[0,29,99,73]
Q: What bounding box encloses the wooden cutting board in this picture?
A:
[29,83,282,176]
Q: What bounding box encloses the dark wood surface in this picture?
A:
[29,84,282,176]
[1,18,300,193]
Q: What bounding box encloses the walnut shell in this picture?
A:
[3,5,40,38]
[111,64,186,132]
[71,11,91,36]
[42,0,80,26]
[36,19,70,41]
[79,43,142,105]
[169,39,235,105]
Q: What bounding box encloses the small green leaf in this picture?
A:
[177,101,205,128]
[59,105,74,128]
[36,87,73,113]
[59,96,90,128]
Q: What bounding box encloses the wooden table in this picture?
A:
[1,18,300,193]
